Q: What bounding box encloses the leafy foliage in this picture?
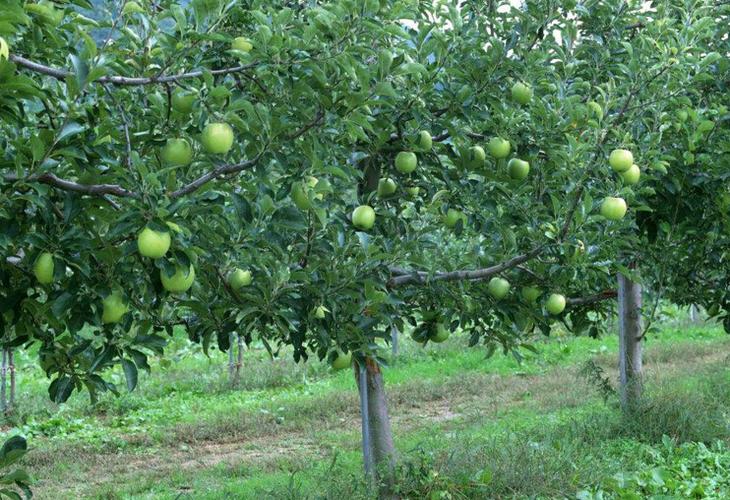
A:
[0,436,31,500]
[0,0,727,403]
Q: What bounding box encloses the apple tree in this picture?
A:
[0,0,728,491]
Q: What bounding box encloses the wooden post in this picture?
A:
[618,272,643,411]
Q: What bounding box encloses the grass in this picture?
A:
[2,319,729,498]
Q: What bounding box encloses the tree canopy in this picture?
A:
[0,0,728,403]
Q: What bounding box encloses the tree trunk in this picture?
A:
[0,349,6,414]
[355,357,396,495]
[357,363,375,484]
[618,272,643,411]
[228,332,236,383]
[391,326,399,357]
[8,350,14,413]
[234,333,243,386]
[689,304,698,324]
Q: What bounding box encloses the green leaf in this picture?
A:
[56,122,85,143]
[121,358,138,391]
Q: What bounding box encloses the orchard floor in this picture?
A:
[3,322,730,499]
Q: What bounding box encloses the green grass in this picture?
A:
[4,320,729,498]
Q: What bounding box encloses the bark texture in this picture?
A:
[618,272,643,411]
[355,357,396,495]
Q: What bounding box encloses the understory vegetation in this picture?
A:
[0,319,727,498]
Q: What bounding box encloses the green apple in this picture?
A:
[231,37,253,52]
[166,221,183,233]
[600,197,627,220]
[161,138,193,167]
[0,37,8,61]
[395,151,417,174]
[487,137,511,159]
[521,285,541,303]
[314,305,328,319]
[229,268,252,289]
[620,164,640,185]
[377,178,397,197]
[587,101,603,121]
[137,227,171,259]
[33,252,54,284]
[201,123,234,154]
[122,1,144,15]
[291,182,313,211]
[415,130,432,150]
[443,208,466,229]
[468,145,486,168]
[430,323,450,343]
[331,350,352,370]
[507,158,530,180]
[102,292,128,324]
[161,264,196,293]
[171,89,196,114]
[511,82,532,105]
[546,293,566,315]
[608,149,633,172]
[488,277,510,300]
[352,205,375,230]
[405,186,420,197]
[306,176,326,200]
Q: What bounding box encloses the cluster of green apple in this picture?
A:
[467,138,531,181]
[466,86,533,181]
[410,321,451,346]
[349,130,433,231]
[488,277,567,315]
[161,122,235,167]
[31,223,253,326]
[600,148,640,221]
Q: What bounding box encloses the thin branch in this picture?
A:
[168,151,265,199]
[388,246,544,287]
[566,289,617,307]
[9,54,258,86]
[4,171,139,198]
[285,108,325,141]
[559,184,585,240]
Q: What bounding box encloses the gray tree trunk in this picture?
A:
[357,363,375,485]
[391,326,399,357]
[355,357,396,496]
[689,304,698,324]
[234,333,243,385]
[8,350,14,412]
[228,332,235,381]
[618,272,643,411]
[0,349,6,414]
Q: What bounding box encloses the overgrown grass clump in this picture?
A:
[266,364,730,499]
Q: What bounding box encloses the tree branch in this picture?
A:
[388,246,544,287]
[168,151,265,199]
[566,289,617,307]
[285,108,325,141]
[9,54,257,86]
[3,171,139,199]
